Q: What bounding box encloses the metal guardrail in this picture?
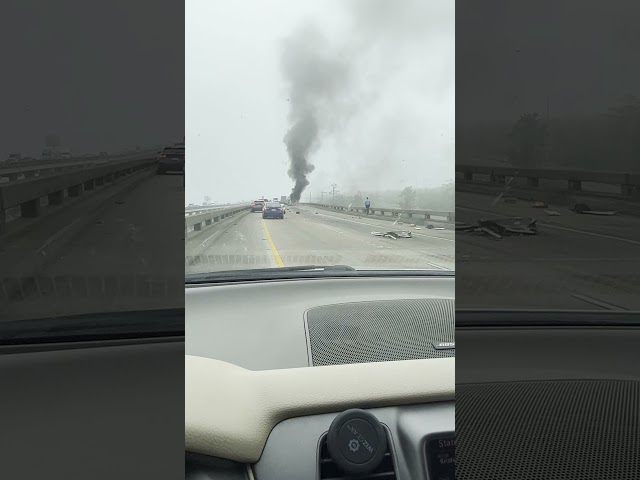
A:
[456,164,640,199]
[184,204,246,216]
[0,149,158,182]
[185,204,250,234]
[0,154,158,233]
[306,203,455,222]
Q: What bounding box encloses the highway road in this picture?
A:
[8,172,634,317]
[185,205,455,273]
[0,172,184,321]
[456,191,640,310]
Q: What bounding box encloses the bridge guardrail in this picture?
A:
[0,155,158,233]
[184,204,246,217]
[0,149,159,182]
[185,204,250,235]
[456,164,640,199]
[306,203,455,222]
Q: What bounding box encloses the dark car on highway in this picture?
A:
[251,200,265,212]
[262,201,285,219]
[157,144,185,175]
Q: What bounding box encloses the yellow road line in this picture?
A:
[262,219,284,267]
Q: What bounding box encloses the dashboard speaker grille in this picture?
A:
[456,380,640,480]
[305,299,454,366]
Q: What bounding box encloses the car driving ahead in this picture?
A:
[157,143,185,175]
[251,200,265,212]
[262,201,284,219]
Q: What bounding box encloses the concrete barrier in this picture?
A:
[184,204,246,217]
[0,149,158,183]
[0,155,158,233]
[306,202,455,223]
[185,204,250,236]
[456,164,640,199]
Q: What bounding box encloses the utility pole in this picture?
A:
[545,95,550,165]
[331,183,337,199]
[546,95,550,122]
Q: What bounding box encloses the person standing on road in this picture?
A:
[364,197,371,215]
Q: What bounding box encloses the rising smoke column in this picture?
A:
[284,113,317,203]
[280,24,351,203]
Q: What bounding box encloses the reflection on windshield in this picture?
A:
[185,0,455,277]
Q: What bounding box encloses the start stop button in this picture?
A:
[326,409,388,475]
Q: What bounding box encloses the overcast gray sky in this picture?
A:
[456,0,640,125]
[1,0,183,160]
[186,0,453,205]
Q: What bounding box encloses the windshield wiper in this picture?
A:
[265,264,357,272]
[185,266,454,284]
[185,265,357,283]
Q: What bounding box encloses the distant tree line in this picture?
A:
[330,182,454,212]
[458,95,640,172]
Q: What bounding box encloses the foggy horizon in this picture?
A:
[1,0,184,161]
[186,0,454,206]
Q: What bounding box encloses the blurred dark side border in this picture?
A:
[456,309,640,327]
[0,0,185,479]
[455,1,640,479]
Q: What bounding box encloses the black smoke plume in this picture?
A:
[280,24,350,203]
[284,113,317,203]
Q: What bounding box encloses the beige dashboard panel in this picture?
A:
[185,355,455,463]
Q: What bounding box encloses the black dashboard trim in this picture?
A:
[0,335,184,355]
[456,309,640,327]
[0,308,184,345]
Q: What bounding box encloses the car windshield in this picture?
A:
[185,0,455,278]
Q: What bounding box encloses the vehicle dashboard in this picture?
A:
[185,275,456,479]
[186,275,455,370]
[186,402,455,480]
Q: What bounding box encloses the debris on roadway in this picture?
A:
[493,194,517,205]
[456,217,537,239]
[371,230,413,239]
[572,203,617,216]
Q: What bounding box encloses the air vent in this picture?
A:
[318,434,396,480]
